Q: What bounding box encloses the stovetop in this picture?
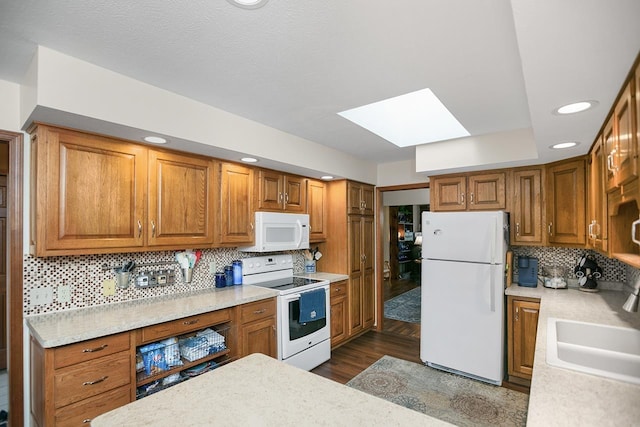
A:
[251,276,328,295]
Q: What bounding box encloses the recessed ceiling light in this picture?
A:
[554,101,598,115]
[143,136,167,144]
[241,157,258,163]
[227,0,268,9]
[321,175,334,180]
[338,88,470,147]
[550,142,579,149]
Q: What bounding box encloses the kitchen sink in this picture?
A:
[546,317,640,385]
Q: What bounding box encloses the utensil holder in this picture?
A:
[182,267,193,283]
[304,260,316,273]
[115,271,131,289]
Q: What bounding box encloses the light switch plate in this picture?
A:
[57,284,72,303]
[209,261,216,275]
[102,279,116,296]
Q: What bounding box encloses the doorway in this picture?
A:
[375,183,429,340]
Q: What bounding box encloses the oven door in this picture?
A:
[279,285,331,360]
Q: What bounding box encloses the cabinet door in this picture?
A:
[329,281,348,347]
[347,182,363,215]
[283,175,307,213]
[361,216,375,329]
[241,317,277,358]
[512,168,543,245]
[218,163,254,244]
[36,126,147,253]
[588,138,608,252]
[431,176,466,211]
[148,150,215,247]
[307,179,327,241]
[546,158,586,245]
[361,184,375,216]
[603,115,618,192]
[468,172,506,210]
[614,82,637,187]
[508,297,540,380]
[256,169,283,211]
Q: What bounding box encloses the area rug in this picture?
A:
[347,356,528,427]
[384,287,421,323]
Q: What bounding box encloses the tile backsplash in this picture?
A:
[24,249,307,316]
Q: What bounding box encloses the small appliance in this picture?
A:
[238,212,310,252]
[517,256,538,287]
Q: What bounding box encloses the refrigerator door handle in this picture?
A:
[490,217,496,264]
[490,266,496,312]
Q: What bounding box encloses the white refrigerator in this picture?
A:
[420,211,508,385]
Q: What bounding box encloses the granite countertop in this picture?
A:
[26,285,278,348]
[505,284,640,426]
[297,271,349,282]
[91,353,452,427]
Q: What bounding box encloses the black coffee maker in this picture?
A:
[518,256,538,287]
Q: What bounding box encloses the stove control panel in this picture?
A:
[242,254,294,276]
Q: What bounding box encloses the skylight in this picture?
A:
[337,88,470,147]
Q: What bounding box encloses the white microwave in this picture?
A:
[238,212,310,252]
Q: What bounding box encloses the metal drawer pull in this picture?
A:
[253,308,267,314]
[82,344,108,353]
[631,218,640,246]
[334,288,342,292]
[516,223,520,236]
[82,419,91,424]
[83,376,108,386]
[183,319,200,325]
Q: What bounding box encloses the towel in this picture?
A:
[299,288,326,323]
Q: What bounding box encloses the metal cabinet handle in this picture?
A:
[183,319,200,325]
[588,222,594,239]
[82,419,91,424]
[460,193,465,205]
[253,308,267,314]
[82,344,108,353]
[470,192,474,204]
[137,220,142,238]
[83,376,108,386]
[151,220,156,238]
[516,223,520,236]
[279,192,284,202]
[334,287,342,292]
[250,222,254,230]
[631,218,640,246]
[515,306,519,322]
[285,193,289,204]
[548,222,553,236]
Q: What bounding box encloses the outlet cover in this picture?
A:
[102,279,116,296]
[31,287,53,307]
[58,284,72,303]
[209,261,216,275]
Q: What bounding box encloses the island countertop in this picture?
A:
[26,285,278,348]
[91,353,452,427]
[505,284,640,426]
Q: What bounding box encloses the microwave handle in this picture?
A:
[296,219,304,248]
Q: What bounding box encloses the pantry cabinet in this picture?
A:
[256,169,306,213]
[510,167,544,245]
[322,180,376,343]
[507,296,540,384]
[217,162,255,245]
[546,157,586,246]
[30,331,134,427]
[329,280,348,348]
[29,125,216,255]
[431,171,506,212]
[237,298,277,358]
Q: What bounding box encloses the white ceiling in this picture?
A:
[0,0,639,172]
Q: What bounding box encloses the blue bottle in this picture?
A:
[232,260,242,285]
[224,265,233,287]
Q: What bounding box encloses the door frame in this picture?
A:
[0,130,23,426]
[375,182,429,331]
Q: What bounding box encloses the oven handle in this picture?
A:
[281,286,330,302]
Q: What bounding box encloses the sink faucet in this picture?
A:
[623,277,640,312]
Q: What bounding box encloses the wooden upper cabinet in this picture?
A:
[217,162,255,244]
[546,157,586,246]
[431,172,505,212]
[467,172,506,210]
[31,125,147,255]
[347,181,374,216]
[587,137,608,253]
[148,150,215,247]
[604,80,638,191]
[306,179,327,241]
[431,175,466,211]
[256,169,306,213]
[511,167,544,245]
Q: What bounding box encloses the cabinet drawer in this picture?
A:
[54,332,130,369]
[54,385,131,426]
[330,281,348,299]
[54,350,131,409]
[140,309,231,343]
[240,299,277,324]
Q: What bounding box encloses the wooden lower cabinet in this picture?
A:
[30,332,134,427]
[237,298,277,358]
[507,296,540,385]
[330,280,348,348]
